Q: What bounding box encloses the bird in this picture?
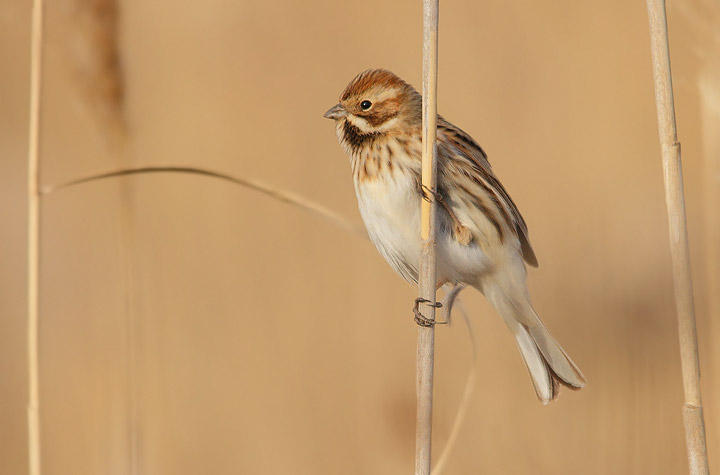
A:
[323,69,585,403]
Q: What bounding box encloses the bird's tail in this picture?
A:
[482,281,585,404]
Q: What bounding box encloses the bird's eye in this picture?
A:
[360,100,372,111]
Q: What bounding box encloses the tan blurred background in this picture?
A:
[1,0,719,473]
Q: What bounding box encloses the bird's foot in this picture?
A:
[413,298,446,327]
[417,180,443,203]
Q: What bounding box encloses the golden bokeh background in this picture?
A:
[1,0,719,473]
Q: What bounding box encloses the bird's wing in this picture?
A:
[437,117,538,267]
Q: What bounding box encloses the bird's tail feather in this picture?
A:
[483,283,585,404]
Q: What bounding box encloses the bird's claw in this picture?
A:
[413,298,445,327]
[418,181,443,203]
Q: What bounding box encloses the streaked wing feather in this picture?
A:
[438,117,538,267]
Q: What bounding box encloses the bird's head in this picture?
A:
[324,69,421,143]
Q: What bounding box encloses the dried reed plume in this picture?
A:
[70,0,125,136]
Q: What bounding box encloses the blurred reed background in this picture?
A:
[1,0,719,473]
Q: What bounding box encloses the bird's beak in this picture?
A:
[323,103,347,120]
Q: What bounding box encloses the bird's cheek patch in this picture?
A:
[365,98,401,127]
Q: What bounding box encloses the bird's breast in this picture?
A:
[352,153,494,285]
[354,163,423,282]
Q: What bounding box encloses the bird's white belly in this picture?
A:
[356,172,422,282]
[355,171,492,284]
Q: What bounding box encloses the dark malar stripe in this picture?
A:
[342,121,382,153]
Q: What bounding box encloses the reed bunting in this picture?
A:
[324,69,585,403]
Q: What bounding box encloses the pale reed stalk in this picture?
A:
[431,294,476,475]
[645,0,710,473]
[415,1,440,474]
[27,0,45,474]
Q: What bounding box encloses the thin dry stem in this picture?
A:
[431,294,476,475]
[27,0,44,474]
[416,1,440,474]
[645,0,710,473]
[40,166,365,238]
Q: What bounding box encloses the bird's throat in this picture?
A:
[342,120,383,154]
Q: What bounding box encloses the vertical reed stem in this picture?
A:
[27,0,45,474]
[415,1,440,474]
[645,1,709,473]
